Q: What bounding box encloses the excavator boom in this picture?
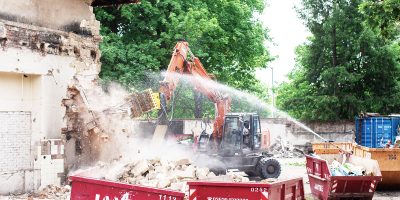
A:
[160,41,231,141]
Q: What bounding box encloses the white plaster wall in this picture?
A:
[0,48,76,139]
[0,47,78,194]
[0,0,93,30]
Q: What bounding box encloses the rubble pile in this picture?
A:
[73,157,251,194]
[269,136,304,158]
[35,185,71,200]
[114,158,250,192]
[4,185,72,200]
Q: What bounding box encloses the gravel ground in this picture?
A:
[278,157,400,200]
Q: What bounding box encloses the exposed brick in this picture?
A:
[0,111,31,173]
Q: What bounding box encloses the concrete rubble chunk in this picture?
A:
[154,165,170,174]
[127,177,136,184]
[149,157,161,165]
[146,171,157,180]
[200,175,234,182]
[207,172,216,178]
[160,158,169,167]
[169,182,185,191]
[175,158,191,166]
[176,165,196,179]
[0,22,6,38]
[240,176,250,182]
[196,167,210,180]
[132,160,150,177]
[105,163,128,181]
[157,178,171,188]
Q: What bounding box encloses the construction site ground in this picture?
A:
[0,157,399,200]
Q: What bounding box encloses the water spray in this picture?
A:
[162,72,351,154]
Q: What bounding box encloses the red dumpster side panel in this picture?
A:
[188,178,305,200]
[306,155,331,199]
[69,176,185,200]
[306,155,381,200]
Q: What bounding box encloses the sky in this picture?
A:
[256,0,310,86]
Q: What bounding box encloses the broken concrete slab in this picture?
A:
[175,158,191,166]
[195,167,210,180]
[131,160,150,177]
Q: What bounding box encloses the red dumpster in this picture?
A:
[188,177,305,200]
[306,154,382,200]
[69,176,185,200]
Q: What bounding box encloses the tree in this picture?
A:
[277,0,400,121]
[95,0,271,119]
[95,0,270,92]
[359,0,400,39]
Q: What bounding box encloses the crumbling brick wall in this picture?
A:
[62,85,105,168]
[0,1,102,192]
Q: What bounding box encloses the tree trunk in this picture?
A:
[332,25,338,67]
[193,89,203,118]
[332,22,338,96]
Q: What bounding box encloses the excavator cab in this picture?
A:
[196,113,281,179]
[208,113,282,179]
[220,113,262,155]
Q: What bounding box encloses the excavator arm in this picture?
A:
[160,41,231,142]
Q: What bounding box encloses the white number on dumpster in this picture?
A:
[95,193,129,200]
[159,194,177,200]
[250,187,267,192]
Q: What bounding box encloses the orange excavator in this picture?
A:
[156,41,281,178]
[158,41,231,146]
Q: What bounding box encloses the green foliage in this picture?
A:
[277,0,400,121]
[359,0,400,39]
[95,0,272,119]
[95,0,270,92]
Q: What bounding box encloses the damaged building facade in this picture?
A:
[0,0,138,194]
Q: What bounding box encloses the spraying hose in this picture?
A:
[288,117,352,154]
[313,131,352,155]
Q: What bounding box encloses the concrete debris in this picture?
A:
[269,136,304,158]
[5,185,72,200]
[195,167,210,179]
[77,157,250,194]
[116,159,201,192]
[36,185,71,200]
[0,22,6,38]
[175,158,191,166]
[131,159,150,177]
[226,171,250,183]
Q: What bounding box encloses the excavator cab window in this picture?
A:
[222,117,241,151]
[252,115,262,149]
[243,120,251,149]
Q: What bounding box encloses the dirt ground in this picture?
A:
[278,157,400,200]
